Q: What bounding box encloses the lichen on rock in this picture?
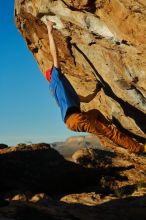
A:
[14,0,146,140]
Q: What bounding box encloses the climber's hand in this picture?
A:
[94,82,102,94]
[46,20,55,33]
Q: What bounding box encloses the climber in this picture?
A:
[45,20,146,154]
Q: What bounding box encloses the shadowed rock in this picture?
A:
[0,195,146,220]
[0,139,146,219]
[0,143,100,194]
[0,144,8,149]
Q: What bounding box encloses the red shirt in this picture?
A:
[45,66,53,82]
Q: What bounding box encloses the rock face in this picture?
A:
[0,141,146,220]
[14,0,146,139]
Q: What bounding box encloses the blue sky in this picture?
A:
[0,0,84,145]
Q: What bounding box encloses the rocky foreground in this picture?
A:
[0,136,146,220]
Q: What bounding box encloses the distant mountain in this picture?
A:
[51,135,105,157]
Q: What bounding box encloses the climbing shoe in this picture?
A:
[143,144,146,153]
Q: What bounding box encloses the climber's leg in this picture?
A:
[66,110,144,153]
[96,121,144,153]
[65,111,102,134]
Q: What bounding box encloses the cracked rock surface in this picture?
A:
[14,0,146,140]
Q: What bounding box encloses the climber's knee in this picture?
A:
[66,113,90,132]
[65,112,86,132]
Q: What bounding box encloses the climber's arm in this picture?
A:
[46,21,59,68]
[78,83,102,103]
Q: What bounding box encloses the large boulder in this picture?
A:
[14,0,146,140]
[72,147,115,168]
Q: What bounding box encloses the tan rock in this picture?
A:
[30,193,50,203]
[14,0,146,140]
[12,194,27,202]
[60,192,102,206]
